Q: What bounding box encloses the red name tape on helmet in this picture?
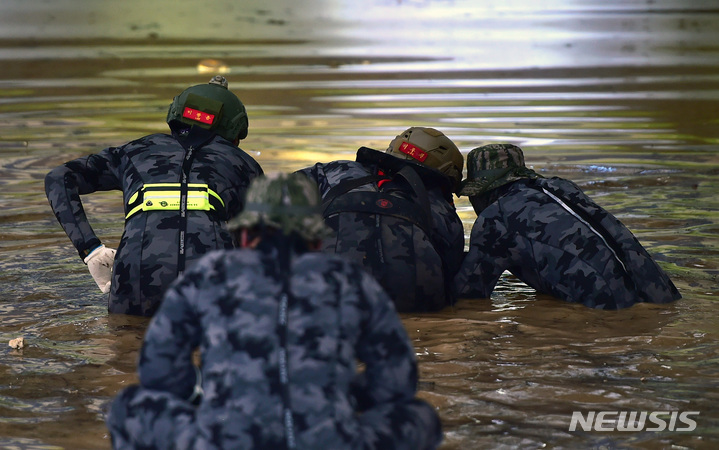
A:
[183,107,215,125]
[399,141,428,162]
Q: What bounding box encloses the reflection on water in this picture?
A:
[1,0,719,448]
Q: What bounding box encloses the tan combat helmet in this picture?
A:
[386,127,464,193]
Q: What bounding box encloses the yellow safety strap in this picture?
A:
[125,183,224,220]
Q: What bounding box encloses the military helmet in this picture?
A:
[227,173,330,241]
[166,75,249,143]
[386,127,464,193]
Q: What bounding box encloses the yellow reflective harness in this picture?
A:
[125,183,224,220]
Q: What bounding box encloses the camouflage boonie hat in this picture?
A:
[458,144,541,197]
[227,173,330,240]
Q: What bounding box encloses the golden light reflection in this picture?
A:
[197,59,230,74]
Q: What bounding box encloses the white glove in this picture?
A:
[83,244,116,294]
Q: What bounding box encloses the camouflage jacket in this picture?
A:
[455,177,681,309]
[138,246,420,449]
[297,148,465,312]
[44,132,263,316]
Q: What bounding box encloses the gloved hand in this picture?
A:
[83,244,116,294]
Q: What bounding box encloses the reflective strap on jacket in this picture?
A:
[125,183,224,220]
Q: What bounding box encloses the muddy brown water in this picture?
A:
[1,1,718,448]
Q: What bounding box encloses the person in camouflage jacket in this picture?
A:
[105,173,443,450]
[297,127,465,313]
[44,76,263,316]
[454,144,681,309]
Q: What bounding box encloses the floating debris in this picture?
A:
[8,337,24,349]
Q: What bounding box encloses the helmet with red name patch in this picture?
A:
[386,127,463,193]
[166,75,249,143]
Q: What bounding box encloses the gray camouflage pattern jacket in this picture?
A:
[45,131,263,316]
[455,177,681,309]
[297,148,465,312]
[138,246,423,449]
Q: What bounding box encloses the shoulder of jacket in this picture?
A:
[324,159,364,172]
[119,133,173,148]
[300,252,359,273]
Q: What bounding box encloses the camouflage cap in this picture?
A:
[458,144,541,197]
[227,172,330,241]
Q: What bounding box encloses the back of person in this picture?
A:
[455,144,681,309]
[458,176,680,309]
[44,76,263,316]
[107,132,262,315]
[168,249,416,448]
[297,128,465,312]
[107,173,442,450]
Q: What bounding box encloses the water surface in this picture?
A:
[1,1,718,448]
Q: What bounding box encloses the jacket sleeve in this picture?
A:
[355,270,418,405]
[294,163,328,195]
[453,205,510,298]
[296,162,356,198]
[137,269,203,399]
[220,145,264,220]
[428,196,466,301]
[44,148,122,259]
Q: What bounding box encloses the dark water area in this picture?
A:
[1,0,718,448]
